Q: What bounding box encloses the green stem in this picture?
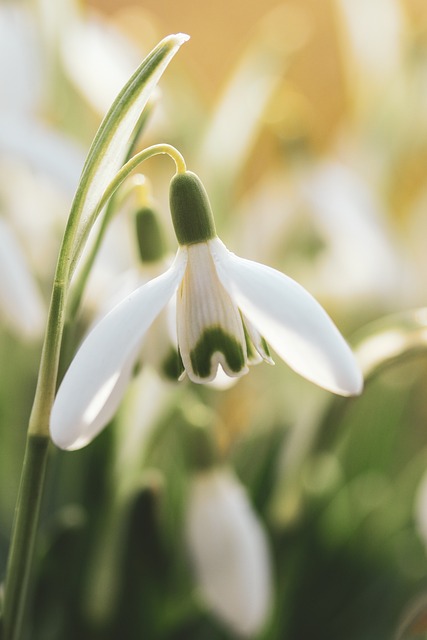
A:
[99,144,187,213]
[2,141,187,639]
[2,239,76,640]
[68,143,187,278]
[2,196,82,640]
[68,198,116,323]
[3,435,50,640]
[28,280,67,436]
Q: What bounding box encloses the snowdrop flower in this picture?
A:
[51,170,362,450]
[185,467,272,637]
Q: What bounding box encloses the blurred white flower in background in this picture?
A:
[0,2,84,337]
[0,2,44,115]
[334,0,406,105]
[185,468,272,637]
[236,158,412,316]
[0,1,83,191]
[59,9,141,116]
[296,160,412,307]
[0,217,45,339]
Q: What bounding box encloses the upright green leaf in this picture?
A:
[64,32,189,276]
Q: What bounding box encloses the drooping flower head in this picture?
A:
[50,169,363,450]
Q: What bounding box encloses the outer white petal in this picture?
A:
[185,468,272,637]
[50,250,187,450]
[210,239,363,396]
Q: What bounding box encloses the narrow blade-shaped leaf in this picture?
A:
[66,32,189,274]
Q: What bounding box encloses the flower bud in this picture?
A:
[134,206,166,263]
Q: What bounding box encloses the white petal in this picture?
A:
[177,243,248,383]
[211,239,363,396]
[50,250,187,450]
[185,469,272,636]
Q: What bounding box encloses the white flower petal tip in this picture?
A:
[210,238,364,397]
[50,252,187,450]
[185,469,272,637]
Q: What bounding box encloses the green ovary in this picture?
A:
[189,327,245,379]
[162,347,185,380]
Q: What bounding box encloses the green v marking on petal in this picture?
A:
[189,327,245,379]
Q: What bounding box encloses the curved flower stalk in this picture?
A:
[185,467,272,637]
[51,169,363,450]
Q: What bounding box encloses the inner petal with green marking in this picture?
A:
[189,326,246,379]
[177,242,249,382]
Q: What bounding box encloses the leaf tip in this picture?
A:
[175,32,191,44]
[161,32,190,53]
